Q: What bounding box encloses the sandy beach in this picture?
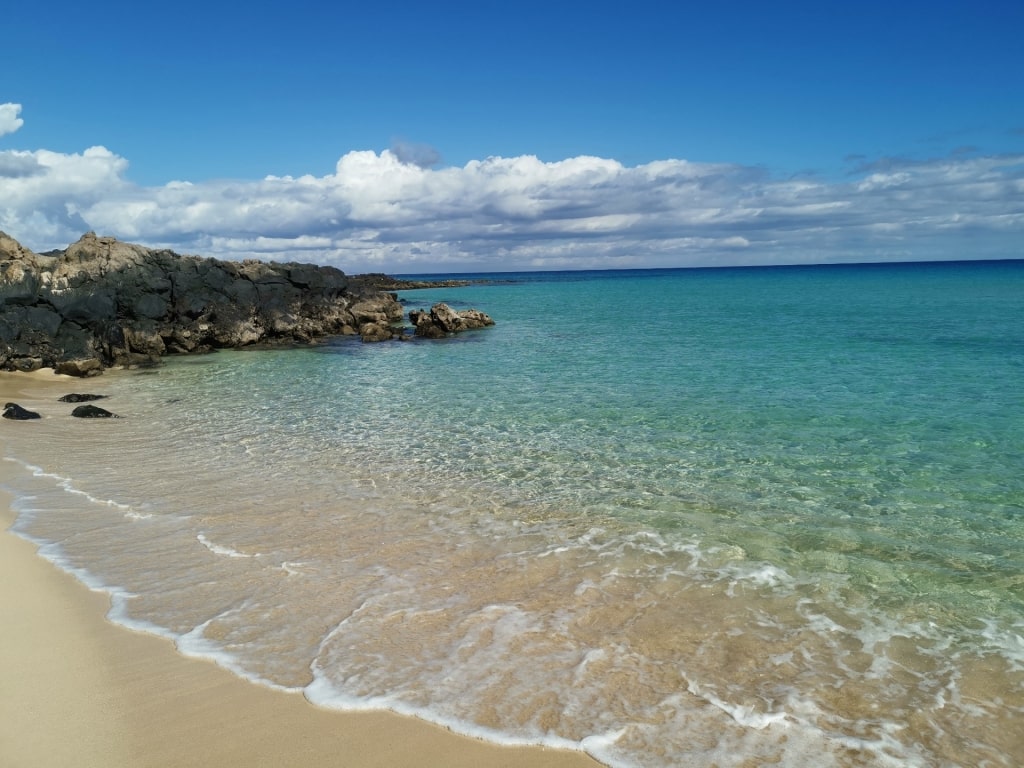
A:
[1,371,601,768]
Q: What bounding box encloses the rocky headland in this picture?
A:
[0,232,492,376]
[346,273,474,291]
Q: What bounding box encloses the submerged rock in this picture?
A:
[3,402,41,420]
[58,393,108,402]
[71,404,118,418]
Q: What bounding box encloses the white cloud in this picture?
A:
[0,103,24,137]
[1,136,1022,272]
[390,138,442,169]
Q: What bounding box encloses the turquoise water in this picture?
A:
[397,263,1024,624]
[5,260,1023,766]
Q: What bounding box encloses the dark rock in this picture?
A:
[71,404,118,418]
[58,393,108,402]
[133,293,170,320]
[348,273,474,291]
[1,231,406,375]
[3,402,41,420]
[57,289,117,322]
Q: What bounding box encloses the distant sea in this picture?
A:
[5,260,1023,767]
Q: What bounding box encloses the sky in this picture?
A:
[2,0,1022,273]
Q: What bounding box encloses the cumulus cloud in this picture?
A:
[0,151,43,178]
[0,103,25,137]
[1,127,1022,272]
[390,138,442,169]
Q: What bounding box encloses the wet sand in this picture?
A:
[0,371,601,768]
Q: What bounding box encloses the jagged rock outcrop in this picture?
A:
[0,232,406,375]
[409,303,495,338]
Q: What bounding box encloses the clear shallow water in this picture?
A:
[4,261,1023,766]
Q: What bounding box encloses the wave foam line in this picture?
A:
[197,533,259,559]
[174,606,294,692]
[303,674,607,760]
[12,522,298,698]
[3,455,148,519]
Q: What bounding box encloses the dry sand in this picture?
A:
[1,370,602,768]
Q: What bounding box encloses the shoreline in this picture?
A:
[0,371,602,768]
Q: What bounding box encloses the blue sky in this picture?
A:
[2,0,1022,272]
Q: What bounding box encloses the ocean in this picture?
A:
[4,260,1023,766]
